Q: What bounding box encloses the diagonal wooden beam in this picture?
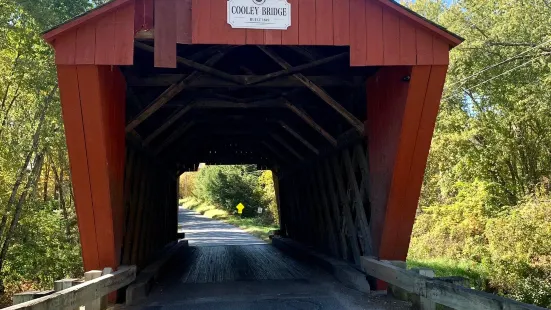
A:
[143,102,196,146]
[126,50,230,132]
[283,99,337,146]
[245,52,349,86]
[278,121,319,155]
[261,141,292,165]
[259,46,365,134]
[271,134,304,161]
[154,121,196,155]
[135,42,243,85]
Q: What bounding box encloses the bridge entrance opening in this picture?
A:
[43,0,460,307]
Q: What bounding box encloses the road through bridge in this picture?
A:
[38,0,467,307]
[122,207,410,309]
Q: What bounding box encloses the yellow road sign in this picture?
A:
[236,203,245,214]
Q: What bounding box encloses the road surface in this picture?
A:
[126,207,411,310]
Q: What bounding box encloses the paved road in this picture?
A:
[127,208,411,310]
[178,208,265,246]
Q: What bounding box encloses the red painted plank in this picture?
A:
[416,29,433,65]
[176,0,192,44]
[222,0,247,45]
[192,0,210,44]
[54,30,77,65]
[365,1,383,65]
[43,0,132,42]
[332,0,349,46]
[57,65,100,271]
[209,0,229,44]
[433,37,450,65]
[247,29,265,45]
[367,66,412,258]
[396,65,447,258]
[282,0,299,45]
[76,65,118,269]
[144,0,154,30]
[134,0,145,33]
[298,0,316,45]
[315,0,333,45]
[399,18,416,65]
[114,3,135,65]
[154,0,177,68]
[75,24,96,64]
[265,30,282,45]
[376,66,431,261]
[372,0,462,46]
[95,12,116,64]
[382,8,400,65]
[349,0,366,66]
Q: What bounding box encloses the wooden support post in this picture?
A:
[328,156,362,265]
[312,164,340,258]
[342,148,373,255]
[57,65,126,271]
[366,65,448,263]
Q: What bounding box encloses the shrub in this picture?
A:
[193,165,265,217]
[409,182,551,307]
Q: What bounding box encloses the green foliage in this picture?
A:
[402,0,551,307]
[193,165,265,217]
[409,191,551,307]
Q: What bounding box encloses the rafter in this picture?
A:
[135,42,243,85]
[278,121,319,155]
[271,134,304,161]
[259,46,365,135]
[244,52,348,85]
[143,101,196,146]
[283,99,337,146]
[127,75,356,88]
[126,49,230,132]
[154,121,196,155]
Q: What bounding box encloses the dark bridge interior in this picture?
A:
[122,44,376,171]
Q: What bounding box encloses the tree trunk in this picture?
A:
[0,86,56,240]
[50,158,71,238]
[0,153,44,295]
[43,158,50,202]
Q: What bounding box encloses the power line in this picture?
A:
[443,55,544,101]
[446,38,551,89]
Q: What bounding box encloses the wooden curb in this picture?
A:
[271,236,370,293]
[125,240,189,305]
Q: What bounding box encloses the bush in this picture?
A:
[409,181,551,307]
[193,165,265,218]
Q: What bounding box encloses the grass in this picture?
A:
[407,257,490,291]
[179,197,278,241]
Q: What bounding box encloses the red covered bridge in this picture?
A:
[39,0,472,307]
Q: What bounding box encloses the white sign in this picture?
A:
[227,0,291,30]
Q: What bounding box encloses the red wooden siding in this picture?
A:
[54,3,134,65]
[366,65,447,264]
[188,0,452,66]
[154,0,177,68]
[135,0,154,33]
[57,65,127,270]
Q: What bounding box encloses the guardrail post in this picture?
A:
[84,270,104,310]
[412,268,436,310]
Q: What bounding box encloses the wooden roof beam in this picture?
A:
[127,75,357,88]
[259,46,365,135]
[283,99,337,147]
[270,134,305,161]
[278,121,319,155]
[245,51,349,86]
[135,42,243,85]
[154,121,196,155]
[126,49,230,132]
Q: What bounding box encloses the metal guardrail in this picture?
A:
[4,265,136,310]
[360,257,546,310]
